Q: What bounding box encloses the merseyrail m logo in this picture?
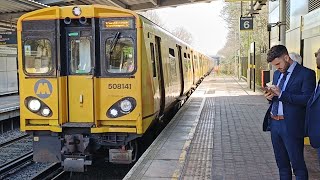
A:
[34,79,53,99]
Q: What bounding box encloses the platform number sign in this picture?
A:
[240,17,253,31]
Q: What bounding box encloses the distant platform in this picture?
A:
[0,94,19,121]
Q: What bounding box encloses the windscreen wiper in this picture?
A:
[109,32,121,54]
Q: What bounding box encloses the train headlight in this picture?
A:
[72,7,81,16]
[107,97,136,118]
[120,100,132,112]
[110,108,119,117]
[41,107,51,117]
[25,97,52,117]
[28,99,41,112]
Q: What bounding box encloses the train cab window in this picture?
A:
[105,37,135,74]
[24,39,52,74]
[70,37,92,74]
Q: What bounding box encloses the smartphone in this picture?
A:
[266,84,276,89]
[261,87,269,92]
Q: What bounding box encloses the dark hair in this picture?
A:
[267,45,289,62]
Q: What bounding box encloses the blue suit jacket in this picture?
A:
[306,81,320,148]
[263,63,316,138]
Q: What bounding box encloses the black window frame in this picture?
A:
[99,17,137,77]
[22,33,56,77]
[66,28,94,75]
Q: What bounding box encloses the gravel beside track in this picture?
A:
[0,136,32,166]
[3,161,51,180]
[0,130,27,145]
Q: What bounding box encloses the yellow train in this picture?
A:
[17,5,213,172]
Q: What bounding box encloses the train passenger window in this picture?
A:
[150,43,156,77]
[169,49,177,77]
[70,37,92,74]
[106,37,135,73]
[188,54,190,59]
[169,48,175,57]
[24,39,52,74]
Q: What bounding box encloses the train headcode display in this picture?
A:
[239,17,253,31]
[103,19,134,29]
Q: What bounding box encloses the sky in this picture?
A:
[147,0,228,56]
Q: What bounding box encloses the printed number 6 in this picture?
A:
[244,21,250,29]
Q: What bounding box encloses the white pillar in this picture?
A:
[279,0,286,45]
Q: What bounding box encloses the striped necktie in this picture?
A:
[314,80,320,98]
[271,72,288,115]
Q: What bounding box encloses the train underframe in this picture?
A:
[31,129,142,172]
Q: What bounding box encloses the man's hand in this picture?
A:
[270,86,281,96]
[264,91,274,101]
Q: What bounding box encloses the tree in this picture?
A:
[171,27,193,45]
[217,1,269,76]
[138,10,194,46]
[138,11,166,28]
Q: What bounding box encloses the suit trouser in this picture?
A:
[270,119,308,180]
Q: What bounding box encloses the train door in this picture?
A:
[154,36,165,117]
[177,45,184,96]
[191,51,195,85]
[66,28,94,123]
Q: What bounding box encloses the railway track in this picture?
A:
[0,134,29,148]
[31,163,66,180]
[0,151,33,179]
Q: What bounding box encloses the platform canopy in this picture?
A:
[0,0,217,21]
[0,0,267,30]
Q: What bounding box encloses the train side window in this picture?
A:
[150,43,156,77]
[24,39,52,74]
[106,37,135,74]
[169,48,175,57]
[184,53,187,58]
[188,54,190,59]
[169,48,177,77]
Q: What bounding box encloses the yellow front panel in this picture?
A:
[58,77,68,124]
[19,78,59,131]
[68,76,94,122]
[95,78,140,121]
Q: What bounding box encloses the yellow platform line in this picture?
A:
[171,97,206,179]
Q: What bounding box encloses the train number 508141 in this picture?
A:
[108,84,132,89]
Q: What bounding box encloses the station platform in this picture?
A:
[124,74,320,180]
[0,94,19,121]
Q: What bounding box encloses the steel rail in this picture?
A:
[0,151,33,179]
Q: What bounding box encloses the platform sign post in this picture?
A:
[240,17,253,31]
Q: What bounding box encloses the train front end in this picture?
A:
[18,5,143,172]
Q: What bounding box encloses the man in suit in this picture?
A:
[263,45,316,180]
[305,48,320,156]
